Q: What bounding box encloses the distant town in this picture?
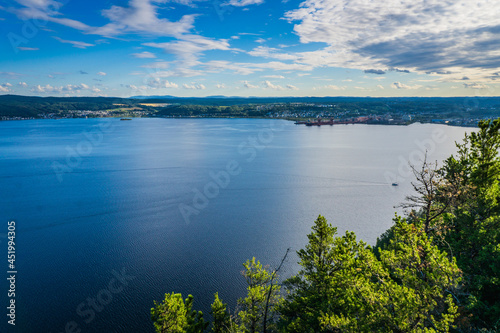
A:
[1,94,500,127]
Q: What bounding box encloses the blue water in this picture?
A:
[0,118,471,332]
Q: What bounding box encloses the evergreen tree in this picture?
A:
[151,293,209,333]
[430,119,500,328]
[210,292,234,333]
[237,257,282,333]
[280,215,461,333]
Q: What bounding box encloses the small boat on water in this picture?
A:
[120,118,132,121]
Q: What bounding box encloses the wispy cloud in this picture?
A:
[132,51,157,58]
[147,77,179,89]
[262,75,285,79]
[391,82,422,90]
[463,83,489,89]
[314,85,345,91]
[248,46,297,61]
[0,83,12,92]
[243,81,259,89]
[91,0,196,37]
[144,36,231,61]
[183,83,206,89]
[0,72,23,78]
[30,83,99,94]
[53,36,94,49]
[17,47,39,51]
[223,0,264,7]
[263,80,284,90]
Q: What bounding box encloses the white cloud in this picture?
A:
[132,51,157,58]
[216,83,225,89]
[286,84,299,90]
[223,0,264,7]
[30,83,98,94]
[18,82,28,88]
[53,36,94,49]
[164,80,179,88]
[182,83,206,90]
[9,0,201,42]
[126,84,139,90]
[144,35,232,76]
[144,36,231,59]
[463,83,489,89]
[11,0,90,31]
[323,85,345,90]
[91,0,196,37]
[0,83,11,92]
[248,46,297,61]
[391,82,422,90]
[17,47,39,51]
[97,72,107,76]
[204,61,258,75]
[147,77,179,88]
[377,84,384,90]
[262,75,285,79]
[243,81,259,89]
[263,80,284,90]
[285,0,500,81]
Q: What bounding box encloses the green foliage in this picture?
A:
[151,292,208,333]
[430,119,500,328]
[279,215,461,333]
[210,293,234,333]
[237,257,282,333]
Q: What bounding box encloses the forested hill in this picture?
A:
[2,94,500,124]
[0,95,136,118]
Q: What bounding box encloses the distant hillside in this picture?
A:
[2,94,500,122]
[0,95,136,118]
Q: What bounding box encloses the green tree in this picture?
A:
[425,119,500,328]
[279,215,339,332]
[375,218,461,332]
[280,215,461,332]
[237,257,282,333]
[210,292,235,333]
[151,292,209,333]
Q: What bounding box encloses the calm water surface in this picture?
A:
[0,118,471,332]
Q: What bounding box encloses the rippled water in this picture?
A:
[0,118,471,332]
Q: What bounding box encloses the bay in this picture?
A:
[0,118,472,332]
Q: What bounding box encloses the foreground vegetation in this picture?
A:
[151,119,500,332]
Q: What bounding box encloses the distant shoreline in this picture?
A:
[0,116,481,128]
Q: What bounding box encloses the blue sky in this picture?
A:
[1,0,500,97]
